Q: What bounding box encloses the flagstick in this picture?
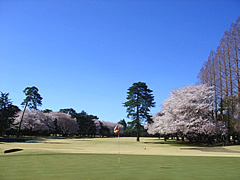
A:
[118,130,120,168]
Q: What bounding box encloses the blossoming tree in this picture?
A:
[146,84,227,142]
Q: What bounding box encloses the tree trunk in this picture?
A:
[137,132,140,142]
[136,88,140,142]
[208,136,213,145]
[17,101,28,137]
[176,135,180,141]
[181,136,184,142]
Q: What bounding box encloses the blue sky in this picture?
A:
[1,0,239,123]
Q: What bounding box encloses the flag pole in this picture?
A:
[114,124,120,168]
[118,129,120,168]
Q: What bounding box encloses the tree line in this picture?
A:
[0,82,154,140]
[0,87,124,137]
[197,17,240,143]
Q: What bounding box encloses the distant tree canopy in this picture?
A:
[21,86,43,110]
[1,88,123,138]
[59,109,98,137]
[99,121,110,137]
[59,108,77,117]
[0,92,20,136]
[75,111,97,137]
[118,119,127,130]
[42,109,52,113]
[123,82,155,141]
[13,110,79,136]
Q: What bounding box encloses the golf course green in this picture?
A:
[1,137,240,179]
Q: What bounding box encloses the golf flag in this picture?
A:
[114,124,120,168]
[114,125,119,133]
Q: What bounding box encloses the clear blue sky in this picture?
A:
[1,0,239,123]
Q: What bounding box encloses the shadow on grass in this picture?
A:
[143,138,229,147]
[180,147,240,153]
[0,136,92,144]
[0,137,34,143]
[144,139,240,154]
[43,142,70,144]
[0,137,57,143]
[143,140,185,146]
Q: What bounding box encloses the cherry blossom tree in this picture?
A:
[12,108,123,137]
[13,110,78,136]
[48,112,78,136]
[100,121,124,134]
[93,119,124,137]
[13,110,50,135]
[146,84,227,142]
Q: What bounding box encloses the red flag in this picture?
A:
[114,125,119,133]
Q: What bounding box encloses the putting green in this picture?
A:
[1,137,240,157]
[1,137,240,179]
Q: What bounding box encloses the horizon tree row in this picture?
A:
[0,87,124,137]
[198,17,240,142]
[9,109,124,137]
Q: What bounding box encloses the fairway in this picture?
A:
[1,137,240,179]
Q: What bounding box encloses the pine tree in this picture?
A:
[123,82,155,141]
[18,86,42,137]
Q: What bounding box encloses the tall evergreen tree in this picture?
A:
[0,92,20,136]
[118,119,127,130]
[76,111,97,137]
[123,82,155,141]
[18,86,43,137]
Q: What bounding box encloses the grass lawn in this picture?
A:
[1,153,240,180]
[1,137,240,179]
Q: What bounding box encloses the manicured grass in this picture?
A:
[0,153,240,180]
[1,137,240,179]
[2,137,239,156]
